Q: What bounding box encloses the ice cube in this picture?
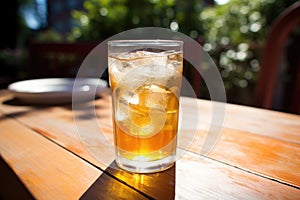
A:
[114,84,167,137]
[130,84,170,136]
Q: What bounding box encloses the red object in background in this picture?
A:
[255,2,300,114]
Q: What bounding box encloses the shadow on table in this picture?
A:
[3,96,103,107]
[0,156,35,200]
[81,161,175,199]
[3,98,56,107]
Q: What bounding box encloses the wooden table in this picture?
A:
[0,89,300,199]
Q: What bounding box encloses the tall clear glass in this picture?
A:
[108,40,183,173]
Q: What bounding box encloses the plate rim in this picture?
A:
[7,78,108,104]
[8,78,107,94]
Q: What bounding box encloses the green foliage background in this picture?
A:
[69,0,298,104]
[200,0,299,103]
[69,0,208,41]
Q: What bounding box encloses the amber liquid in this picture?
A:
[112,83,179,161]
[108,50,182,171]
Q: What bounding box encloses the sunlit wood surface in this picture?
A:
[0,90,299,199]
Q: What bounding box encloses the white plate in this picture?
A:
[8,78,108,105]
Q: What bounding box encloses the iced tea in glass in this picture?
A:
[108,40,183,173]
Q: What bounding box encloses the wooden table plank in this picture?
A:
[178,99,300,188]
[212,127,300,187]
[0,156,34,200]
[179,127,300,188]
[0,112,147,200]
[180,97,300,143]
[1,91,300,199]
[0,113,100,199]
[224,103,300,144]
[6,94,297,189]
[0,98,114,170]
[82,147,300,199]
[176,151,300,199]
[80,171,149,200]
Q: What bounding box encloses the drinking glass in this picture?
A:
[108,40,183,173]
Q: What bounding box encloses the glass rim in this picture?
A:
[107,39,183,47]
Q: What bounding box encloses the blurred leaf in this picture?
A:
[200,0,298,104]
[68,0,298,104]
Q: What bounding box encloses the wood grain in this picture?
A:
[176,151,300,199]
[0,156,34,200]
[0,112,101,199]
[0,112,147,200]
[178,98,300,187]
[1,91,300,199]
[179,127,300,187]
[180,97,300,143]
[80,171,149,200]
